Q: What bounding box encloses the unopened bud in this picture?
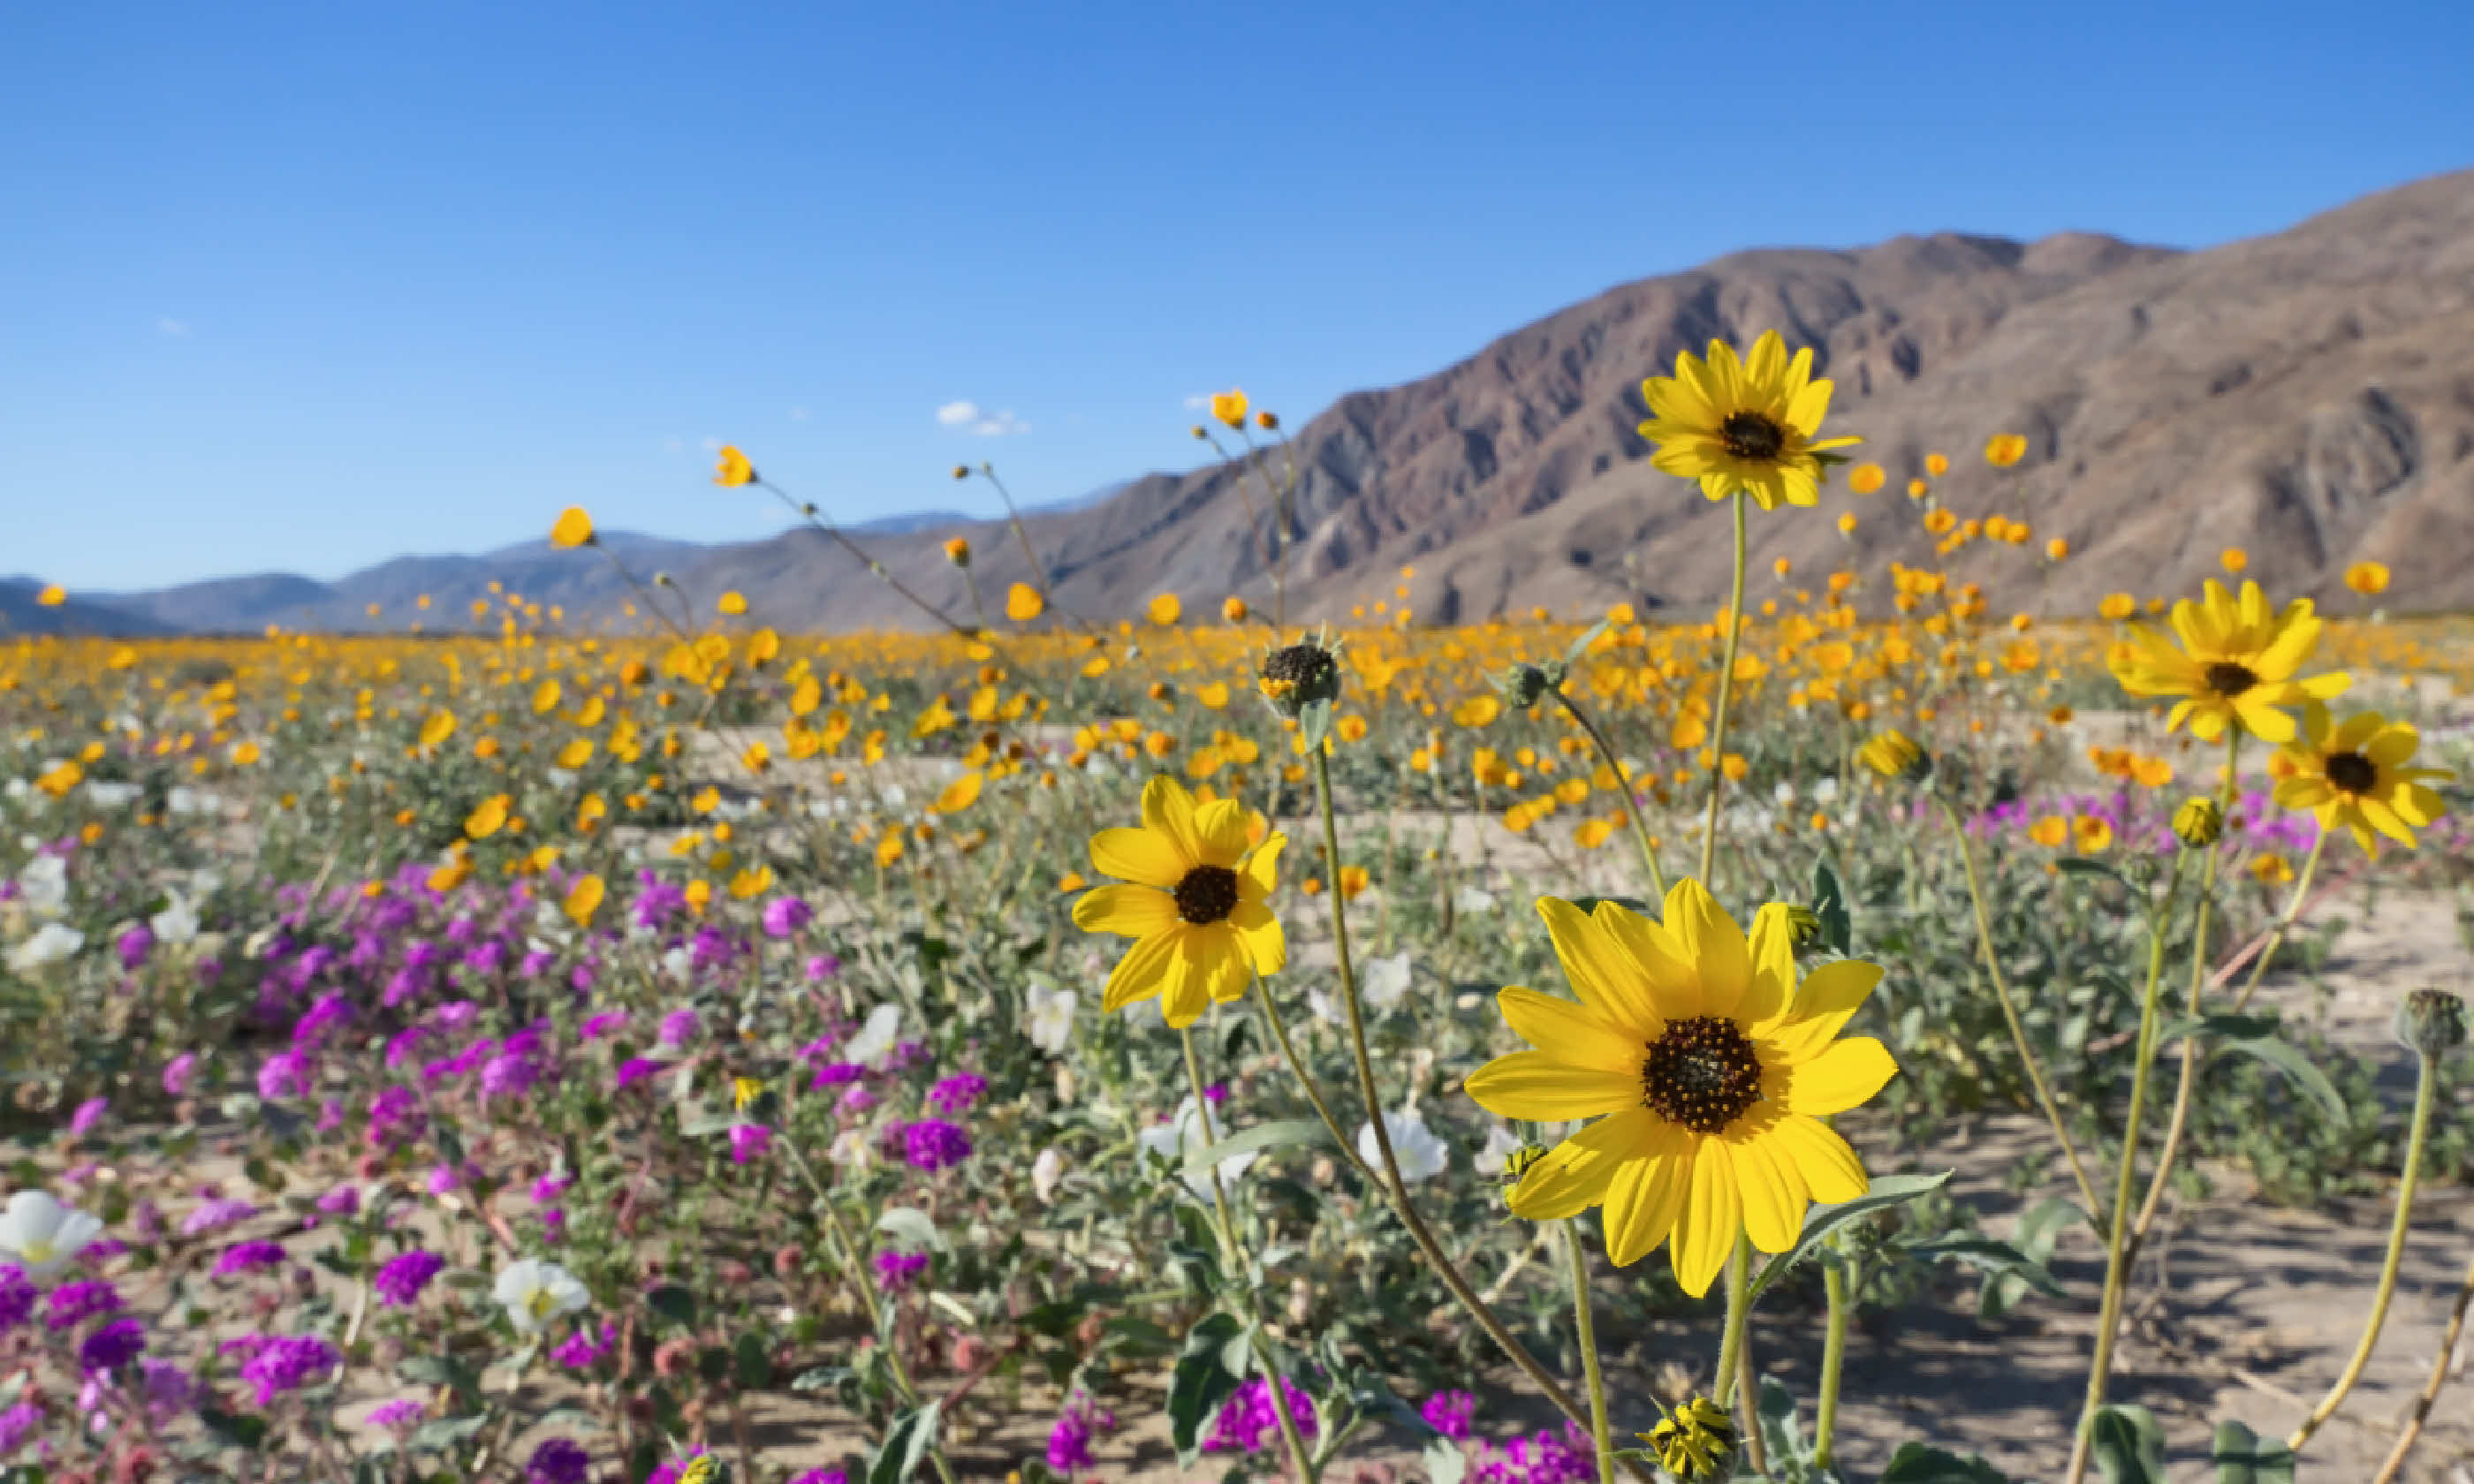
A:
[1856,730,1931,783]
[2395,989,2467,1058]
[1257,640,1343,721]
[1498,662,1563,710]
[2171,796,2223,849]
[1781,904,1824,950]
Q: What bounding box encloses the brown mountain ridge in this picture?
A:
[53,168,2474,634]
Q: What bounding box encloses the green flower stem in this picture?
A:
[1712,1238,1753,1405]
[1182,1027,1320,1484]
[1565,1222,1617,1484]
[2067,732,2239,1484]
[2129,801,2320,1261]
[1552,685,1668,898]
[1248,970,1381,1185]
[2288,1047,2441,1453]
[757,478,980,638]
[1813,1237,1850,1470]
[1305,746,1660,1484]
[780,1137,960,1484]
[1933,795,2103,1217]
[2227,827,2332,1014]
[2369,1228,2474,1483]
[1696,491,1749,885]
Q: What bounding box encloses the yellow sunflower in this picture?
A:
[2273,704,2451,854]
[1073,776,1286,1026]
[2106,579,2348,743]
[1636,330,1863,509]
[1464,881,1896,1297]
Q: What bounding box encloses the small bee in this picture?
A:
[1499,1145,1550,1186]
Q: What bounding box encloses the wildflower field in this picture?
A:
[5,341,2473,1484]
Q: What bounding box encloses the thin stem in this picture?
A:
[2288,1050,2440,1453]
[1565,1223,1616,1484]
[2368,1226,2474,1484]
[1814,1239,1849,1470]
[1552,686,1667,898]
[1713,1238,1753,1406]
[1250,971,1380,1185]
[2130,767,2302,1260]
[1934,795,2103,1217]
[1182,1028,1318,1484]
[1307,746,1658,1482]
[756,479,979,638]
[1697,491,1749,885]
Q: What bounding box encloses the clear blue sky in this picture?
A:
[6,0,2470,590]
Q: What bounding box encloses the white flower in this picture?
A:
[1023,977,1076,1056]
[1452,885,1498,913]
[659,947,692,981]
[1358,1109,1449,1184]
[166,786,220,817]
[17,856,67,917]
[0,1190,105,1277]
[1772,780,1798,806]
[1474,1122,1527,1177]
[82,782,140,810]
[7,922,84,974]
[827,1127,872,1169]
[1360,951,1415,1011]
[843,1003,904,1068]
[1812,777,1840,803]
[493,1258,590,1332]
[149,893,200,945]
[1032,1147,1066,1205]
[1138,1096,1256,1200]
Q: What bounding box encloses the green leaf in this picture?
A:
[1185,1117,1329,1174]
[1908,1235,2067,1298]
[868,1400,943,1484]
[2054,856,2134,888]
[875,1207,943,1253]
[1561,618,1613,668]
[2158,1013,2284,1044]
[1166,1314,1248,1466]
[733,1329,773,1388]
[197,1407,271,1453]
[644,1283,697,1329]
[1811,859,1853,957]
[2090,1404,2167,1484]
[1756,1374,1813,1470]
[2210,1420,2294,1483]
[1878,1442,2016,1482]
[2185,1026,2349,1124]
[407,1414,489,1453]
[1978,1197,2085,1317]
[1745,1171,1955,1307]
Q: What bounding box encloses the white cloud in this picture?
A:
[938,399,1028,437]
[156,316,189,337]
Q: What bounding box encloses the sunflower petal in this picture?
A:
[1240,834,1286,897]
[1101,930,1179,1014]
[1510,1108,1659,1222]
[1538,897,1664,1036]
[1724,1116,1806,1254]
[1589,900,1692,1026]
[1497,987,1637,1071]
[1462,1050,1643,1122]
[1769,1037,1898,1115]
[1740,904,1797,1030]
[1768,1114,1869,1203]
[1192,798,1253,867]
[1071,884,1178,938]
[1601,1121,1692,1267]
[1662,879,1750,1020]
[1671,1139,1742,1298]
[1089,827,1187,889]
[1757,960,1885,1064]
[1139,774,1204,867]
[1229,899,1285,977]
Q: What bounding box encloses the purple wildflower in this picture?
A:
[873,1251,930,1292]
[580,1010,629,1040]
[237,1334,338,1404]
[729,1124,773,1164]
[374,1250,446,1307]
[1422,1389,1476,1441]
[46,1280,125,1330]
[926,1072,989,1116]
[527,1437,592,1484]
[367,1397,425,1430]
[1203,1377,1319,1456]
[804,953,841,980]
[181,1197,257,1236]
[212,1240,288,1277]
[69,1097,109,1139]
[615,1056,665,1091]
[80,1317,148,1375]
[656,1009,699,1048]
[162,1052,198,1096]
[0,1266,33,1331]
[117,925,155,971]
[0,1401,39,1454]
[810,1061,865,1089]
[646,1451,711,1484]
[901,1118,972,1171]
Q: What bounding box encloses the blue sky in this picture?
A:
[6,1,2470,591]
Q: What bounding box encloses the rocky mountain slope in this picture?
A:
[37,169,2474,635]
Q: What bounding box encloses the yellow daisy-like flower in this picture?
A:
[2273,704,2450,854]
[1464,881,1896,1297]
[2106,579,2349,743]
[1641,1395,1739,1482]
[1072,776,1286,1027]
[713,445,755,487]
[1635,331,1863,510]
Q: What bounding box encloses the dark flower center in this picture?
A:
[1642,1016,1763,1134]
[1172,865,1240,925]
[1719,411,1787,463]
[2324,750,2377,795]
[2204,661,2261,698]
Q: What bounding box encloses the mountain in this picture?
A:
[42,170,2474,633]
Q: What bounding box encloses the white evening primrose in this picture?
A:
[493,1258,590,1332]
[0,1190,105,1277]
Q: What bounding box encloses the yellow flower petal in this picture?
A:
[1230,898,1286,976]
[1661,879,1749,1020]
[1139,774,1204,867]
[1102,930,1180,1014]
[1601,1121,1693,1266]
[1768,1114,1869,1203]
[1462,1050,1643,1122]
[1756,960,1884,1064]
[1072,884,1178,938]
[1495,988,1635,1072]
[1589,900,1695,1026]
[1671,1140,1742,1298]
[1089,826,1185,890]
[1511,1108,1656,1221]
[1537,897,1665,1036]
[1191,798,1252,867]
[1241,834,1285,897]
[1768,1037,1897,1114]
[1740,904,1797,1030]
[1724,1113,1808,1253]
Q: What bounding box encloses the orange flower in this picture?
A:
[714,446,755,487]
[1985,433,2028,467]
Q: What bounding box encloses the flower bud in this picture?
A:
[2394,988,2468,1058]
[1641,1394,1739,1481]
[1497,662,1562,711]
[1781,904,1824,950]
[943,537,971,569]
[1257,640,1343,720]
[1856,730,1931,783]
[2171,796,2223,849]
